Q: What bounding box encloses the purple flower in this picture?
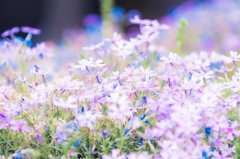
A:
[0,113,6,120]
[35,131,44,143]
[54,129,69,144]
[95,75,101,84]
[0,113,7,129]
[21,26,41,35]
[1,27,20,37]
[9,120,30,133]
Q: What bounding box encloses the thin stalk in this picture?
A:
[100,0,114,38]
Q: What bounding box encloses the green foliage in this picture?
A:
[175,18,188,55]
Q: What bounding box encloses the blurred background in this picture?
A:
[0,0,198,41]
[0,0,239,52]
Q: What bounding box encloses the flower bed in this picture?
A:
[0,17,239,159]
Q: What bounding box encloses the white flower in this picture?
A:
[127,116,142,130]
[30,65,50,75]
[53,96,78,109]
[72,57,105,70]
[225,51,240,64]
[14,75,26,83]
[107,93,133,122]
[128,151,151,159]
[102,149,126,159]
[75,110,102,129]
[161,52,181,65]
[82,41,105,51]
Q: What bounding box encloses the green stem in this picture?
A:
[100,0,114,38]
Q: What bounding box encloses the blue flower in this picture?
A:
[111,6,125,21]
[187,72,192,80]
[144,120,150,125]
[14,152,23,159]
[26,39,32,47]
[209,62,221,70]
[72,140,82,148]
[0,61,7,70]
[81,107,85,113]
[205,127,211,135]
[142,96,147,104]
[139,52,147,60]
[202,151,208,159]
[132,61,141,68]
[102,130,107,137]
[113,83,118,89]
[124,128,130,135]
[211,147,215,152]
[39,53,44,59]
[140,114,146,120]
[138,138,143,146]
[157,55,161,61]
[77,107,85,114]
[66,121,78,132]
[87,146,92,153]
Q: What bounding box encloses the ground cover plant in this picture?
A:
[0,4,240,159]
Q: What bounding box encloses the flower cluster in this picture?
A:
[0,9,240,159]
